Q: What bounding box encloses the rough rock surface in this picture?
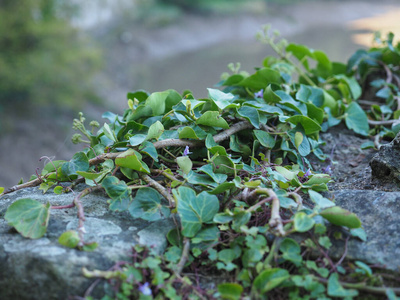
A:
[0,185,175,300]
[329,189,400,271]
[370,132,400,183]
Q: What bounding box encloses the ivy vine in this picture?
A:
[1,27,400,299]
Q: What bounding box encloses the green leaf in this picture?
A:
[102,176,131,211]
[253,268,290,294]
[345,102,369,136]
[280,238,302,265]
[254,130,276,148]
[129,187,169,221]
[61,152,89,177]
[129,134,147,146]
[58,230,80,248]
[263,85,282,103]
[145,91,169,115]
[238,68,282,90]
[76,170,106,181]
[296,85,324,107]
[145,121,164,141]
[174,186,220,237]
[196,111,229,129]
[179,126,200,139]
[212,155,236,176]
[293,212,315,232]
[308,190,335,209]
[320,206,362,228]
[286,115,322,135]
[208,88,238,110]
[217,283,243,300]
[237,106,260,128]
[0,187,4,194]
[53,186,64,195]
[197,164,228,184]
[176,156,193,175]
[4,198,50,239]
[82,242,99,252]
[115,149,150,174]
[318,236,332,249]
[350,227,367,241]
[102,122,117,142]
[139,141,159,162]
[328,273,359,297]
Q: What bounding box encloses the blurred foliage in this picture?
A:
[0,0,102,111]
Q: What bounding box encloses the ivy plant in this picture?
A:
[1,27,400,299]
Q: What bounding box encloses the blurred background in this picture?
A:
[1,0,400,188]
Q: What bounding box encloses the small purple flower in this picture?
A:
[183,146,192,156]
[139,282,152,296]
[322,164,332,175]
[254,89,264,98]
[303,168,312,178]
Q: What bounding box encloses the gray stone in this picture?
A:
[0,185,176,300]
[370,132,400,183]
[327,189,400,271]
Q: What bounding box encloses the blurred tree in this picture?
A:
[0,0,101,111]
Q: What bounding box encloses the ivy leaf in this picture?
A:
[237,106,260,128]
[237,68,282,90]
[196,111,229,129]
[139,141,159,162]
[345,102,369,136]
[129,134,147,146]
[145,121,164,141]
[176,156,193,175]
[145,91,169,115]
[102,176,131,211]
[280,238,302,265]
[254,130,276,148]
[129,187,169,221]
[115,149,150,174]
[174,186,219,237]
[58,230,80,248]
[197,164,228,184]
[208,88,238,110]
[61,152,89,178]
[285,115,322,135]
[102,122,117,142]
[320,206,362,228]
[4,198,50,239]
[293,212,315,232]
[328,273,359,297]
[217,283,243,300]
[253,268,290,294]
[308,190,335,209]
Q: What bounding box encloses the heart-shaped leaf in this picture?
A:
[102,176,131,211]
[253,268,290,294]
[5,198,50,239]
[196,111,229,129]
[174,186,219,237]
[293,212,315,232]
[115,149,150,174]
[129,187,170,221]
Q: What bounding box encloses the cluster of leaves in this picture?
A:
[348,32,400,148]
[1,27,400,299]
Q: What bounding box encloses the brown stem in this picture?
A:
[175,238,191,275]
[140,174,175,207]
[255,188,285,236]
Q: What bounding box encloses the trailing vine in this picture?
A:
[1,27,400,299]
